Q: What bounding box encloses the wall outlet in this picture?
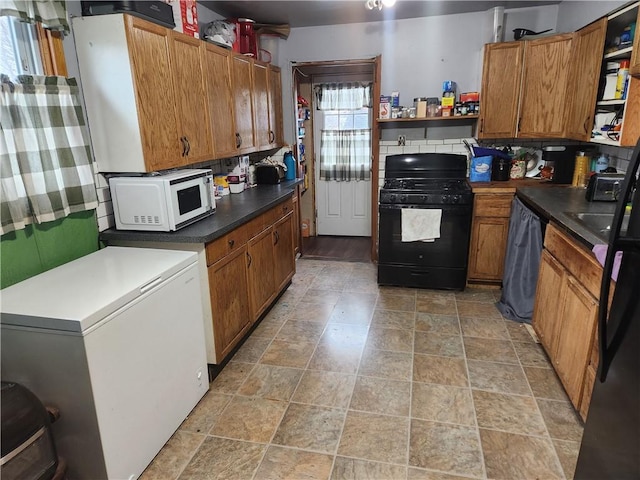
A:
[398,135,406,146]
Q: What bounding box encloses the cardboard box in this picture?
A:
[167,0,199,38]
[391,91,400,107]
[379,102,391,119]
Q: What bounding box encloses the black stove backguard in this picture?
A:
[377,153,473,290]
[383,153,468,179]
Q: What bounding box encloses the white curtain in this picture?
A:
[315,82,371,110]
[320,129,371,181]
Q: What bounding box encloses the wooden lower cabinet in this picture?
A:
[467,192,513,285]
[207,246,251,361]
[273,213,295,292]
[205,196,296,362]
[248,227,276,320]
[532,223,601,413]
[532,250,565,354]
[554,275,599,407]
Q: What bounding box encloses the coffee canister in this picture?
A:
[414,97,428,118]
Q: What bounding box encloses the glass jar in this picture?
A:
[408,107,417,118]
[414,97,427,118]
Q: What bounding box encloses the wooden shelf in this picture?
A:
[604,46,633,59]
[377,115,478,126]
[589,136,620,146]
[597,99,626,106]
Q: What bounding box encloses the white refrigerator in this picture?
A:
[1,247,209,480]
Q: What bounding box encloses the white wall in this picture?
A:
[555,0,628,33]
[279,5,559,145]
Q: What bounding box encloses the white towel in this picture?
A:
[401,209,442,242]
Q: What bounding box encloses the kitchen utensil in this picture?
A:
[513,28,552,40]
[525,149,545,177]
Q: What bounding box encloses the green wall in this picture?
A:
[1,210,100,289]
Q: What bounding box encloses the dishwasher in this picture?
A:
[1,247,209,480]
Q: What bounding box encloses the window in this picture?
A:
[0,15,44,78]
[0,14,67,78]
[319,107,372,182]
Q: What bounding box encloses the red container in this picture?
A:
[230,18,257,57]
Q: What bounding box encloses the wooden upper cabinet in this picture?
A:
[170,32,213,163]
[565,19,607,140]
[268,66,284,147]
[253,62,271,149]
[125,16,183,171]
[231,55,257,153]
[202,43,238,158]
[479,42,524,139]
[518,34,574,138]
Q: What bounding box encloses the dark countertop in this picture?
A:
[516,186,617,249]
[100,180,302,245]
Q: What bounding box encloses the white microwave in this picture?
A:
[110,169,215,231]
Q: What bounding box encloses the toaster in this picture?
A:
[256,165,285,184]
[586,173,625,202]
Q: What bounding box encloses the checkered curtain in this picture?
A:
[0,75,98,235]
[0,0,69,34]
[320,129,371,181]
[315,83,372,111]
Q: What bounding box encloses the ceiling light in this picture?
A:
[382,0,396,6]
[365,0,383,11]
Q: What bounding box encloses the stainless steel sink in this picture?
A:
[565,212,629,235]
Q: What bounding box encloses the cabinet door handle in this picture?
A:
[517,117,522,133]
[185,136,191,156]
[180,136,187,156]
[274,230,279,245]
[583,117,590,134]
[236,133,242,148]
[228,239,235,248]
[479,118,484,133]
[246,251,252,268]
[269,130,275,143]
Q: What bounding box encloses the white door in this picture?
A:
[315,108,371,236]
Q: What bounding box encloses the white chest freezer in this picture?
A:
[1,247,209,480]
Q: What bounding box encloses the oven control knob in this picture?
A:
[388,194,396,202]
[400,195,407,203]
[441,195,448,203]
[452,195,461,204]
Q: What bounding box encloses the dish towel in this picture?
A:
[401,209,442,242]
[592,244,623,281]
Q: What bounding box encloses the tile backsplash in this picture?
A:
[377,138,475,190]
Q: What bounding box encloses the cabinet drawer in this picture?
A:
[206,225,248,266]
[245,213,267,239]
[474,194,513,217]
[544,223,603,298]
[265,197,294,225]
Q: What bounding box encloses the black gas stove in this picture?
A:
[377,153,473,290]
[380,178,473,205]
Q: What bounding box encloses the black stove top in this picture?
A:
[380,154,472,205]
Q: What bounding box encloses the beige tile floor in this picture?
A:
[141,258,584,480]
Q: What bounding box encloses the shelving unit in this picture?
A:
[296,105,310,193]
[377,115,478,126]
[591,1,640,147]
